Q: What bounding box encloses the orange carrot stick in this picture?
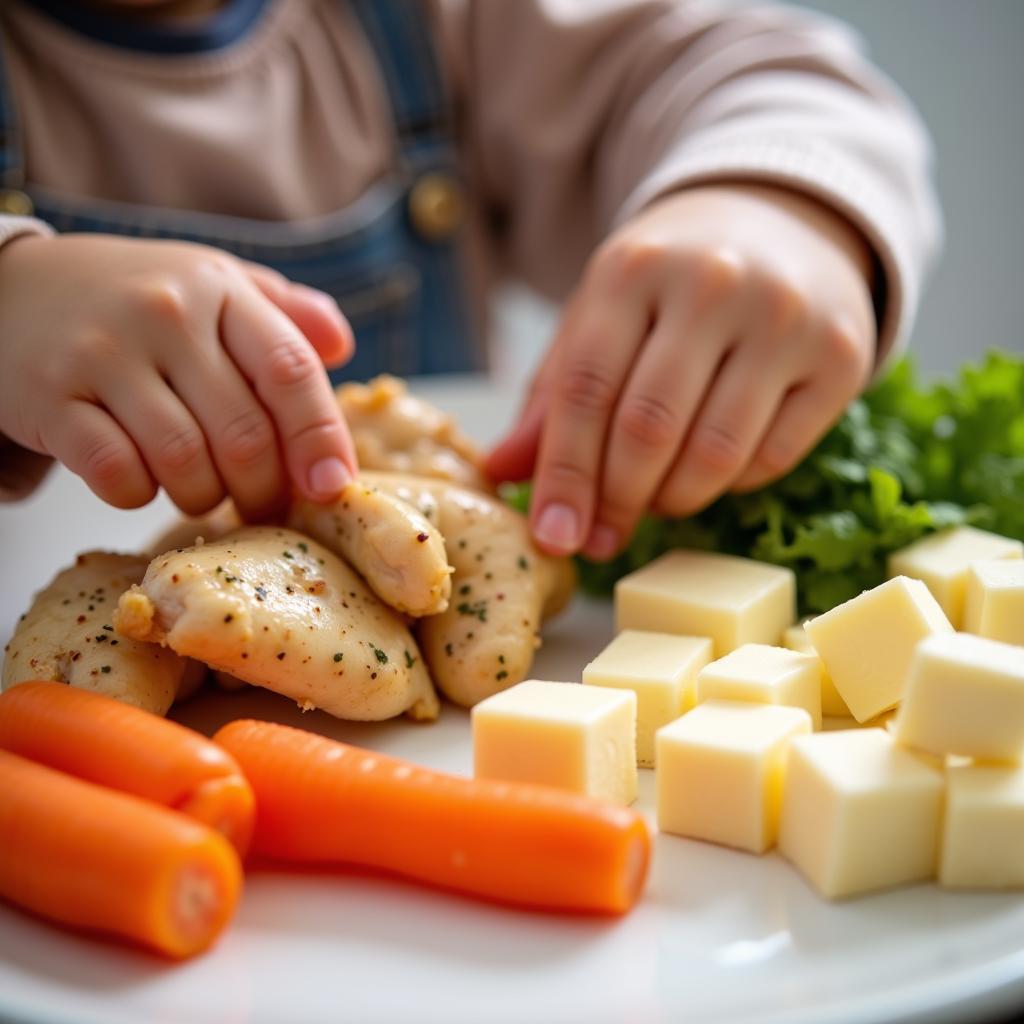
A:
[0,681,253,855]
[214,719,651,914]
[0,749,241,958]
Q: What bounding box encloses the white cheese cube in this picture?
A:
[805,576,953,723]
[963,559,1024,646]
[696,643,822,730]
[778,729,944,899]
[892,633,1024,762]
[615,550,795,656]
[783,622,850,717]
[940,762,1024,889]
[472,680,637,804]
[656,700,811,853]
[888,526,1022,628]
[582,631,712,767]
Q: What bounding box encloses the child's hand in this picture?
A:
[0,234,357,519]
[487,184,876,559]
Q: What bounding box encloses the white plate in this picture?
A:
[2,378,1023,1024]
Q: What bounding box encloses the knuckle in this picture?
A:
[689,421,746,473]
[555,359,618,416]
[219,407,274,465]
[764,275,810,337]
[81,435,134,488]
[154,424,207,472]
[821,317,872,381]
[593,238,665,291]
[542,457,595,491]
[129,280,190,328]
[288,415,342,450]
[264,338,319,390]
[618,393,679,448]
[691,247,745,305]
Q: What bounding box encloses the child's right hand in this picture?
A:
[0,234,358,519]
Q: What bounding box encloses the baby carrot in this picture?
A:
[214,719,651,914]
[0,750,241,958]
[0,681,254,855]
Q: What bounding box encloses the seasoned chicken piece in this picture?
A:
[362,472,575,707]
[2,552,202,715]
[114,527,439,722]
[149,481,452,619]
[338,375,489,491]
[288,479,451,617]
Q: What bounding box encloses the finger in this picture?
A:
[165,344,286,521]
[583,282,740,560]
[42,401,156,509]
[484,342,560,483]
[220,285,358,503]
[731,317,873,493]
[98,372,225,516]
[654,345,789,517]
[529,288,651,556]
[244,263,355,369]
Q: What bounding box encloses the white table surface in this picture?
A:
[2,376,1024,1024]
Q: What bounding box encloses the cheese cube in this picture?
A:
[472,680,637,804]
[778,730,944,899]
[963,559,1024,646]
[940,762,1024,889]
[804,577,953,723]
[696,643,822,730]
[582,631,712,767]
[888,526,1022,628]
[615,550,795,656]
[656,700,811,853]
[783,622,850,717]
[892,633,1024,762]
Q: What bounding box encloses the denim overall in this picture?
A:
[0,0,480,383]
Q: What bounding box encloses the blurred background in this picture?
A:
[494,0,1024,386]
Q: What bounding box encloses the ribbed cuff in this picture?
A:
[0,215,55,251]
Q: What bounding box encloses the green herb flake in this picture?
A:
[373,647,389,665]
[100,665,111,674]
[404,650,416,669]
[456,600,488,622]
[333,652,344,663]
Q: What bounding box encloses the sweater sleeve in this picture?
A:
[441,0,941,365]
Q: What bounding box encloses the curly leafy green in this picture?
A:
[504,350,1024,615]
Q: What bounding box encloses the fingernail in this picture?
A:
[534,503,580,552]
[585,524,619,560]
[308,457,352,499]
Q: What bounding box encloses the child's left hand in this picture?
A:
[486,183,877,560]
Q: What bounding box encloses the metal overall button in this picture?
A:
[0,189,33,217]
[407,173,464,242]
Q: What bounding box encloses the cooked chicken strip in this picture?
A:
[115,527,439,722]
[361,472,575,707]
[2,552,202,714]
[288,480,451,617]
[149,482,451,619]
[338,375,489,491]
